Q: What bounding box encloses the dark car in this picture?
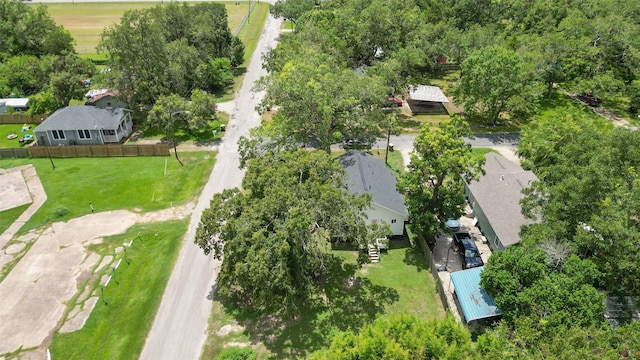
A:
[577,93,602,107]
[342,137,372,150]
[453,232,484,269]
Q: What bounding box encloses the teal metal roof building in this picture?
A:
[450,266,502,323]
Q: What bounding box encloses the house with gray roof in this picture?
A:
[464,152,538,251]
[338,151,409,236]
[407,85,449,115]
[33,106,133,146]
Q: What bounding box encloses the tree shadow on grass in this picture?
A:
[232,254,399,358]
[402,244,429,273]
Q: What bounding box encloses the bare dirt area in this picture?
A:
[0,166,194,358]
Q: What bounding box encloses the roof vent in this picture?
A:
[500,175,504,182]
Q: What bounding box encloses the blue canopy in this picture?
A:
[450,266,502,322]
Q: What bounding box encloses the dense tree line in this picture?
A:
[0,0,94,112]
[99,2,244,122]
[257,0,640,356]
[263,0,639,130]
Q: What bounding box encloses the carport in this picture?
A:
[449,267,502,324]
[407,85,449,115]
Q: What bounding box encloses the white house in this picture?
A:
[338,151,409,236]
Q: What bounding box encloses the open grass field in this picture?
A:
[49,220,188,360]
[43,2,255,54]
[201,241,444,359]
[0,151,215,233]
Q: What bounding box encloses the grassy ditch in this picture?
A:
[49,220,188,360]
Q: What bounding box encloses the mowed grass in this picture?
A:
[202,241,444,358]
[44,2,257,54]
[340,244,445,319]
[0,204,30,235]
[0,152,215,233]
[0,124,31,148]
[49,220,188,360]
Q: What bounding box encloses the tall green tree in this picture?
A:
[0,0,74,59]
[452,46,534,125]
[252,51,389,154]
[399,117,484,238]
[481,246,606,327]
[98,3,242,118]
[195,150,370,316]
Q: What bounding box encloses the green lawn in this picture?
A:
[0,204,29,235]
[0,124,31,148]
[49,220,187,360]
[537,88,615,124]
[0,152,215,233]
[201,241,444,359]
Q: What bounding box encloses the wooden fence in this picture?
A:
[0,114,47,124]
[0,148,29,159]
[406,225,450,311]
[12,144,170,158]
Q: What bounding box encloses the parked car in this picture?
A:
[444,217,460,232]
[342,137,372,150]
[386,96,403,107]
[577,92,602,107]
[453,232,484,269]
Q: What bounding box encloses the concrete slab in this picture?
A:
[0,170,31,212]
[60,297,99,333]
[0,207,191,355]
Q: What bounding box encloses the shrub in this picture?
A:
[216,346,257,360]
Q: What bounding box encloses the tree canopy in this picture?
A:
[0,0,93,112]
[451,46,536,125]
[309,313,474,360]
[98,2,243,119]
[517,111,640,296]
[195,150,371,316]
[398,117,484,238]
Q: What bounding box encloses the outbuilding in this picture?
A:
[450,266,502,324]
[407,85,449,115]
[0,98,30,113]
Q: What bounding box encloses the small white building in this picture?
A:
[407,85,449,115]
[0,98,29,113]
[338,151,409,236]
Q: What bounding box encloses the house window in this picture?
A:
[391,219,397,224]
[102,129,115,136]
[52,130,65,140]
[78,130,91,139]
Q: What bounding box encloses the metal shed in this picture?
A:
[407,85,449,115]
[450,266,502,323]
